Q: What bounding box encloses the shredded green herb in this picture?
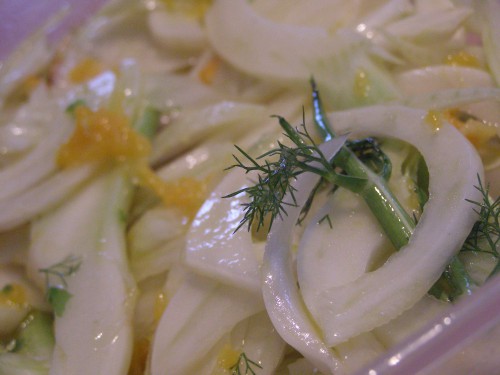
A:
[462,177,500,279]
[39,255,82,317]
[230,352,263,375]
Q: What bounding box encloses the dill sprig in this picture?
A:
[430,177,499,301]
[39,255,82,317]
[462,177,500,278]
[224,117,356,232]
[39,255,82,288]
[230,352,263,375]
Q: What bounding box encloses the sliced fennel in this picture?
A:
[400,86,500,112]
[0,267,49,336]
[262,137,348,375]
[128,206,189,281]
[480,0,500,87]
[396,65,500,123]
[148,9,206,54]
[334,332,386,374]
[28,168,136,375]
[0,10,58,106]
[262,105,482,369]
[150,273,264,375]
[185,167,265,294]
[0,164,97,231]
[205,0,399,109]
[226,311,286,375]
[311,105,483,346]
[297,188,395,312]
[396,66,495,93]
[23,62,150,375]
[155,140,234,183]
[151,101,266,164]
[384,6,472,43]
[0,86,73,201]
[0,311,54,375]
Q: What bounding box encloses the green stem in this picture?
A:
[311,80,414,249]
[429,256,474,302]
[487,258,500,280]
[135,106,160,139]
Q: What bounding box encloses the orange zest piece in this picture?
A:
[128,337,151,375]
[58,105,208,217]
[424,109,443,132]
[57,106,150,168]
[444,109,497,149]
[162,0,213,19]
[153,291,168,324]
[0,284,27,307]
[199,57,220,85]
[135,165,208,218]
[444,51,480,68]
[214,344,241,373]
[69,58,105,84]
[354,69,370,100]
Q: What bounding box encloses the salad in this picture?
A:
[0,0,499,374]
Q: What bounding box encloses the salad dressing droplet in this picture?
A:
[424,110,443,132]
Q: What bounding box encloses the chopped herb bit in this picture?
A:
[39,255,81,316]
[118,209,128,224]
[462,176,500,279]
[230,352,263,375]
[0,339,17,354]
[401,147,429,212]
[430,176,499,301]
[66,99,87,115]
[46,287,73,317]
[2,284,13,294]
[319,214,333,228]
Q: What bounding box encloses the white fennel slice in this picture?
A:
[28,169,136,375]
[185,167,265,294]
[261,136,348,375]
[310,105,484,346]
[297,188,395,316]
[150,273,263,375]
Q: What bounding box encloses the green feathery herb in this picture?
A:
[462,177,500,279]
[39,255,82,317]
[230,352,263,375]
[224,116,363,232]
[65,99,87,115]
[347,137,392,180]
[318,214,333,228]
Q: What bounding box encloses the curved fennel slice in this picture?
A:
[308,105,483,346]
[185,167,264,294]
[297,188,395,312]
[148,9,206,53]
[151,101,266,164]
[150,273,264,375]
[0,86,73,201]
[228,311,287,375]
[205,0,331,83]
[0,164,97,231]
[28,169,136,375]
[261,137,348,375]
[205,0,399,108]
